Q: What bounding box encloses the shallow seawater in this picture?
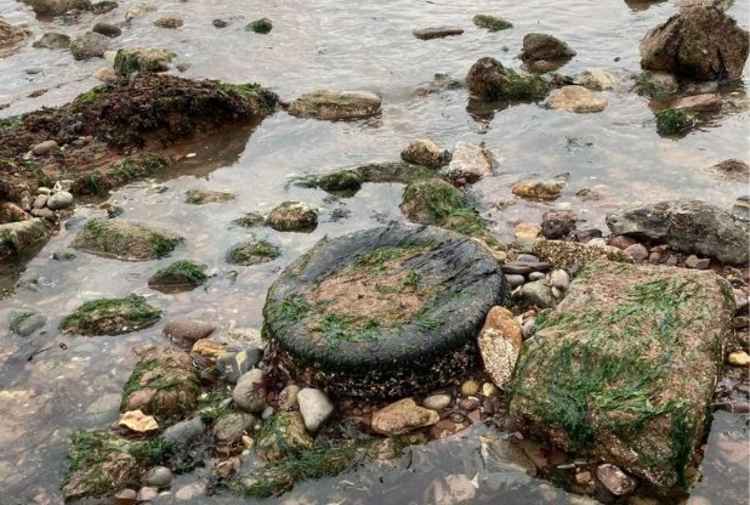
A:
[0,0,749,503]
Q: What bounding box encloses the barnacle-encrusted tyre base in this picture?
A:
[263,223,507,398]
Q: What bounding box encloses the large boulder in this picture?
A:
[640,6,749,81]
[73,219,183,261]
[509,260,734,491]
[263,223,507,398]
[466,57,549,101]
[606,200,749,264]
[288,90,382,121]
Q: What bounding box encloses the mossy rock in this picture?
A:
[226,239,281,266]
[473,14,513,31]
[466,57,550,101]
[294,161,436,197]
[113,48,176,77]
[655,108,694,136]
[71,154,168,196]
[61,295,161,336]
[148,260,207,292]
[231,211,266,228]
[184,189,235,205]
[255,412,314,462]
[121,347,201,419]
[247,17,273,34]
[72,219,183,261]
[509,260,734,492]
[266,201,318,232]
[264,223,507,398]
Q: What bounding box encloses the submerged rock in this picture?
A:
[401,139,451,169]
[574,69,617,91]
[640,5,749,81]
[288,90,382,121]
[510,260,735,491]
[32,32,71,49]
[8,308,46,336]
[73,219,182,261]
[466,57,549,101]
[441,142,493,183]
[654,108,695,136]
[246,17,272,34]
[266,201,318,232]
[148,260,207,292]
[519,33,576,64]
[226,239,281,266]
[114,48,176,77]
[70,32,110,60]
[154,16,183,29]
[184,189,235,205]
[606,200,749,264]
[546,85,607,113]
[121,347,200,418]
[512,177,566,200]
[709,159,749,181]
[473,14,512,31]
[371,398,439,435]
[61,294,161,335]
[413,26,464,40]
[92,22,121,38]
[478,306,523,389]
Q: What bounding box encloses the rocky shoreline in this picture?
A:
[1,1,749,505]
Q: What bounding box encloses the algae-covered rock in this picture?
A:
[296,161,436,197]
[401,139,451,169]
[184,189,235,205]
[256,412,313,461]
[400,178,487,239]
[264,223,506,397]
[226,239,281,265]
[61,294,161,335]
[655,108,695,136]
[246,17,273,34]
[316,170,363,195]
[114,48,176,77]
[606,200,749,265]
[288,90,382,121]
[0,218,49,260]
[62,431,147,500]
[266,201,318,232]
[640,5,749,81]
[73,219,182,261]
[466,57,550,101]
[509,260,734,491]
[148,260,207,292]
[473,15,513,32]
[121,347,200,419]
[70,32,110,60]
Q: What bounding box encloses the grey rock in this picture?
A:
[606,200,749,264]
[529,272,545,281]
[47,191,74,210]
[70,32,110,60]
[216,347,263,383]
[9,309,46,336]
[232,369,266,413]
[261,406,274,419]
[31,140,59,156]
[423,393,452,410]
[517,254,540,263]
[163,320,216,347]
[505,274,525,288]
[143,466,173,488]
[549,269,570,290]
[213,413,255,444]
[297,388,334,432]
[513,280,555,308]
[161,417,205,447]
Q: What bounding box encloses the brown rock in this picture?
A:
[546,85,607,113]
[671,93,722,113]
[596,463,637,496]
[478,306,523,389]
[191,338,227,363]
[371,398,439,435]
[541,210,577,239]
[163,319,216,347]
[640,6,749,81]
[512,178,565,200]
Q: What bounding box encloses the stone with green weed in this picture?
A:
[247,18,273,34]
[184,189,235,205]
[655,108,694,136]
[466,57,549,101]
[473,14,513,31]
[72,218,182,261]
[148,260,207,292]
[267,201,318,232]
[226,239,281,266]
[61,294,161,336]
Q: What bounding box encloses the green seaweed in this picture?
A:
[655,108,694,136]
[61,294,162,335]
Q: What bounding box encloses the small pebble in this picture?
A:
[728,351,750,367]
[460,380,480,396]
[423,393,452,410]
[481,382,497,397]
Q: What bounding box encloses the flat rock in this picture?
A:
[509,260,735,491]
[512,279,555,308]
[671,93,722,113]
[163,319,216,347]
[574,69,617,91]
[371,398,440,435]
[512,177,566,200]
[413,26,464,40]
[547,85,607,113]
[606,200,749,264]
[9,309,46,336]
[32,32,71,50]
[72,219,182,261]
[288,90,382,120]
